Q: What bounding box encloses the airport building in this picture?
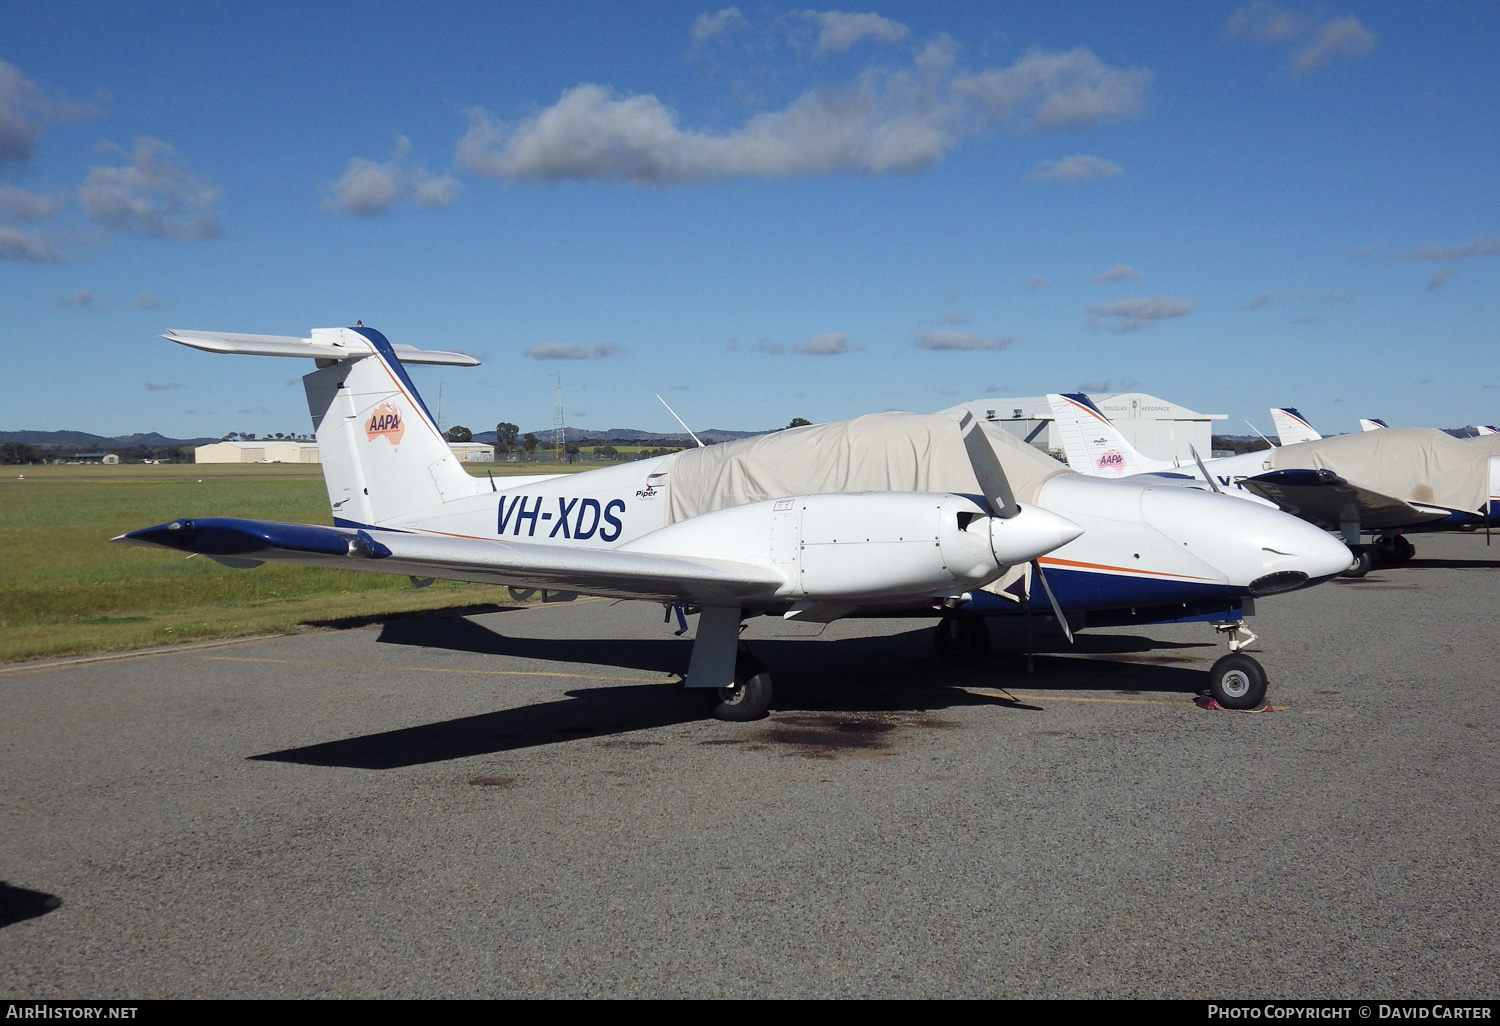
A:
[194,440,496,464]
[194,440,322,464]
[943,393,1227,465]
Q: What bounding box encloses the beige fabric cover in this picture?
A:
[664,412,1071,524]
[1462,434,1500,457]
[1269,427,1491,513]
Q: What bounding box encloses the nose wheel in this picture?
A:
[1207,652,1268,709]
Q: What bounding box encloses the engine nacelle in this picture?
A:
[622,492,1082,602]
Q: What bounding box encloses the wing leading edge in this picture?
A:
[114,518,786,605]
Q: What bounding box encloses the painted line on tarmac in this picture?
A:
[0,599,598,678]
[962,687,1195,707]
[202,655,674,686]
[0,632,294,677]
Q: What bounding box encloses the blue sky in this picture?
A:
[3,2,1497,439]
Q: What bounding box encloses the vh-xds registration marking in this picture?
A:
[498,495,625,540]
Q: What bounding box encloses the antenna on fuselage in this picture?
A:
[655,394,706,448]
[1245,420,1277,448]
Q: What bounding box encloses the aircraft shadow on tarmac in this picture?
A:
[251,617,1213,769]
[0,882,62,929]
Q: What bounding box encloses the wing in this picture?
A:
[114,518,786,605]
[1238,469,1450,530]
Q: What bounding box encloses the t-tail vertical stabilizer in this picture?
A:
[1045,393,1174,477]
[1270,408,1321,445]
[303,326,488,526]
[163,325,488,527]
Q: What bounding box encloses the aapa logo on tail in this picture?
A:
[365,403,405,445]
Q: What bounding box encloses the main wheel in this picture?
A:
[1374,536,1399,564]
[1342,546,1372,578]
[1394,535,1415,562]
[1208,653,1268,710]
[933,616,990,667]
[704,651,773,721]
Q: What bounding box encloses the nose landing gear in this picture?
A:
[1208,620,1268,709]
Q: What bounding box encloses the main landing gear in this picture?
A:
[1346,534,1414,577]
[933,616,991,666]
[703,647,773,722]
[1374,534,1415,565]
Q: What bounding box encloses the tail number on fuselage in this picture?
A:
[497,495,624,541]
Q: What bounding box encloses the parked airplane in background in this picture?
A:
[1360,419,1388,432]
[1270,408,1321,446]
[117,328,1352,715]
[1048,392,1500,577]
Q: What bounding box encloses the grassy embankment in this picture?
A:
[0,461,590,664]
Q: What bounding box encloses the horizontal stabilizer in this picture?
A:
[163,328,480,366]
[115,517,785,605]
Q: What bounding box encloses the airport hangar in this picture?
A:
[194,440,497,464]
[943,393,1228,465]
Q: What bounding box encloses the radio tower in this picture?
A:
[552,374,566,463]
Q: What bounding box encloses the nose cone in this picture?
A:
[1140,487,1350,590]
[988,504,1085,565]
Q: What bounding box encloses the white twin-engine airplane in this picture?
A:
[117,327,1352,718]
[1047,392,1500,578]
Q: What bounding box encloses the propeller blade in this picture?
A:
[1030,559,1074,644]
[1189,444,1222,493]
[959,412,1019,519]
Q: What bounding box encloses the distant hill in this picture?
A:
[471,426,770,446]
[0,430,220,449]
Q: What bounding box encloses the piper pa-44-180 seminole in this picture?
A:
[117,326,1352,717]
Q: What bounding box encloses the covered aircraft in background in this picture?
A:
[1048,392,1500,577]
[117,328,1352,715]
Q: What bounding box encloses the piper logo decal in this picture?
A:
[365,404,405,445]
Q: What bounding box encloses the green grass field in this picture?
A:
[0,462,589,664]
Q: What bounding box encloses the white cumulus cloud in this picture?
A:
[794,331,852,354]
[691,7,747,46]
[1030,154,1122,182]
[1090,264,1142,283]
[1395,236,1500,261]
[951,47,1151,130]
[797,11,909,54]
[523,340,626,360]
[1086,296,1193,332]
[456,43,1150,186]
[78,138,221,240]
[1290,16,1377,75]
[0,60,94,169]
[325,137,460,215]
[1223,5,1376,77]
[914,330,1018,351]
[0,224,62,262]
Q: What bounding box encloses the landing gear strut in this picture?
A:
[933,616,990,666]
